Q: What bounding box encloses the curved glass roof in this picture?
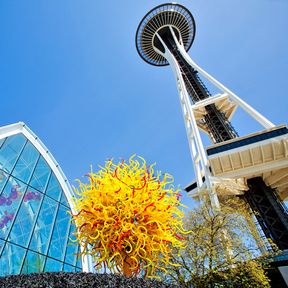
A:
[0,123,82,275]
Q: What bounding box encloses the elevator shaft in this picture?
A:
[169,39,238,143]
[244,178,288,249]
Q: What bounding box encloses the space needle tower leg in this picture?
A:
[154,29,219,207]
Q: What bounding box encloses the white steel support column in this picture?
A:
[155,29,220,208]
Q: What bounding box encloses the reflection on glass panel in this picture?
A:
[0,134,26,173]
[12,142,39,183]
[60,192,69,207]
[63,264,75,272]
[48,204,71,261]
[45,174,62,201]
[8,188,43,247]
[44,257,63,272]
[29,156,51,193]
[21,250,45,274]
[64,224,78,266]
[29,196,59,254]
[0,170,9,194]
[0,177,26,239]
[0,241,26,276]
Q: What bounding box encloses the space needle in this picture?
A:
[136,3,288,250]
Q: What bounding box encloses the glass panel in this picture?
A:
[48,204,71,261]
[8,188,43,247]
[63,264,75,272]
[0,177,26,239]
[45,174,62,201]
[21,250,45,274]
[0,134,26,173]
[44,257,63,272]
[29,196,59,254]
[0,241,26,276]
[0,170,9,195]
[64,224,78,266]
[29,156,51,193]
[60,192,69,207]
[12,141,39,183]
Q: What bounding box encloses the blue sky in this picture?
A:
[1,0,287,210]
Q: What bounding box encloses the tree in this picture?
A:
[231,260,270,288]
[162,197,272,287]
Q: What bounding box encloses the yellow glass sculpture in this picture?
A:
[72,155,187,278]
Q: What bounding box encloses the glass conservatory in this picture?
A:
[0,122,84,276]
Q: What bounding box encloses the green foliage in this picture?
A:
[231,260,270,288]
[161,197,273,287]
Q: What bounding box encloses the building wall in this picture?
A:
[0,132,82,275]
